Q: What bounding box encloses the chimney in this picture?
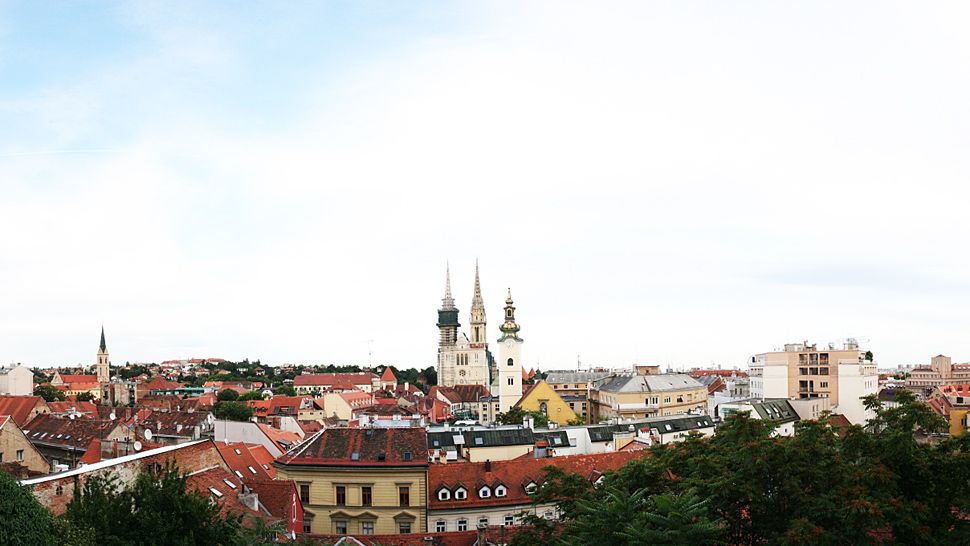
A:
[484,459,492,472]
[404,381,409,391]
[237,492,259,511]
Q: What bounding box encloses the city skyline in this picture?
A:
[4,2,970,368]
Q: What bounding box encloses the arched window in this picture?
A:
[507,358,513,367]
[539,402,548,415]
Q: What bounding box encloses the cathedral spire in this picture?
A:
[99,326,107,353]
[469,259,487,347]
[471,259,484,308]
[441,263,456,310]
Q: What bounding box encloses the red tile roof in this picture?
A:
[294,373,376,387]
[429,451,643,510]
[277,427,427,467]
[256,423,302,452]
[381,367,397,382]
[451,384,490,402]
[58,374,98,384]
[23,413,120,449]
[308,531,478,546]
[48,400,99,416]
[0,396,47,426]
[428,386,463,404]
[245,478,299,520]
[185,466,261,518]
[217,442,275,480]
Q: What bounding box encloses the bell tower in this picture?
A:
[96,326,110,383]
[497,289,523,414]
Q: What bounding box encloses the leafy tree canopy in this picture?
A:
[33,384,66,402]
[212,401,254,422]
[216,389,239,402]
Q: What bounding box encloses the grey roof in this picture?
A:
[642,415,715,434]
[596,373,703,393]
[545,370,613,385]
[751,399,799,424]
[532,430,570,448]
[463,428,535,448]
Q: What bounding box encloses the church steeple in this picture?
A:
[498,288,522,342]
[96,326,110,383]
[469,260,486,347]
[437,264,460,347]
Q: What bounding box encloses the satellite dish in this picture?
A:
[144,429,153,440]
[133,441,142,451]
[109,412,116,421]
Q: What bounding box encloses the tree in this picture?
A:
[237,390,266,401]
[64,462,241,545]
[75,392,96,402]
[0,471,58,546]
[566,416,587,426]
[274,385,297,396]
[217,389,239,402]
[213,401,254,421]
[34,384,66,402]
[497,407,549,428]
[865,350,874,362]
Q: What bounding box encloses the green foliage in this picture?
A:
[217,389,239,401]
[497,406,549,428]
[565,416,587,426]
[118,365,151,380]
[274,385,297,396]
[75,391,96,402]
[237,390,266,401]
[522,393,970,545]
[864,350,874,362]
[0,471,58,546]
[213,401,254,421]
[33,384,66,402]
[64,462,241,546]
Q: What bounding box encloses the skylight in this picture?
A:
[223,479,237,489]
[209,487,223,498]
[248,466,257,474]
[351,452,360,461]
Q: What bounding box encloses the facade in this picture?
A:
[514,380,578,425]
[719,398,800,436]
[274,427,429,536]
[0,365,34,396]
[905,355,970,392]
[322,391,376,420]
[0,395,51,427]
[294,373,380,395]
[927,384,970,436]
[437,264,491,389]
[749,340,878,425]
[0,415,49,475]
[590,370,707,421]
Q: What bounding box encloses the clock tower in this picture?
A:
[496,289,523,415]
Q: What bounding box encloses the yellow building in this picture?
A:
[274,427,428,536]
[591,370,708,422]
[515,380,578,425]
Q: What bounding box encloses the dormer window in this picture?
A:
[478,486,491,498]
[494,485,507,497]
[455,487,467,500]
[525,482,538,495]
[438,489,451,501]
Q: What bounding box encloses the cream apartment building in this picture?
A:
[749,340,877,425]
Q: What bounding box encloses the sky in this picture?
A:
[2,1,970,371]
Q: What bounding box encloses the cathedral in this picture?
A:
[436,263,524,417]
[436,263,492,388]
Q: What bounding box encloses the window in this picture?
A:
[508,378,514,386]
[478,516,489,527]
[299,483,310,503]
[663,396,671,403]
[457,519,468,531]
[455,487,467,500]
[399,486,410,506]
[479,486,491,498]
[507,358,513,366]
[495,485,507,497]
[361,486,372,506]
[334,520,346,534]
[504,515,515,526]
[55,485,63,496]
[335,485,346,506]
[438,488,451,501]
[436,520,447,532]
[16,450,24,462]
[304,515,314,534]
[361,521,374,535]
[399,522,412,534]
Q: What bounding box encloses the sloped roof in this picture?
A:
[597,373,703,393]
[380,367,397,382]
[276,427,427,467]
[22,413,120,449]
[451,384,490,402]
[217,442,275,480]
[0,396,47,426]
[58,374,98,384]
[185,466,262,518]
[256,423,302,452]
[245,478,299,520]
[429,451,641,510]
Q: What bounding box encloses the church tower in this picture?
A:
[469,261,486,348]
[496,289,523,414]
[96,326,110,383]
[437,265,460,386]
